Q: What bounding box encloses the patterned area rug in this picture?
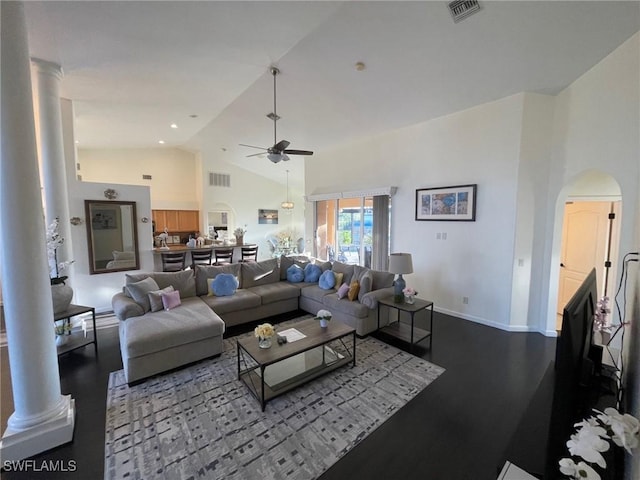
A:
[104,317,444,480]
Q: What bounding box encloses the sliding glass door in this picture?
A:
[315,196,386,268]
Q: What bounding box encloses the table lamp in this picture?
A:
[388,253,413,303]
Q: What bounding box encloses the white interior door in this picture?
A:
[556,201,611,329]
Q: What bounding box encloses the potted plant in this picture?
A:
[234,226,247,245]
[402,287,418,304]
[315,309,332,328]
[46,217,74,313]
[254,322,275,348]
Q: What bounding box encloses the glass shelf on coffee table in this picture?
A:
[377,296,434,352]
[237,318,356,411]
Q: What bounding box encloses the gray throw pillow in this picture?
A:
[126,277,160,312]
[332,261,355,286]
[279,255,310,280]
[241,258,279,288]
[127,271,196,299]
[358,270,373,302]
[148,285,175,312]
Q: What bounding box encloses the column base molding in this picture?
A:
[0,395,75,462]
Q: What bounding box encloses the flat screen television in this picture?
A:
[544,267,600,478]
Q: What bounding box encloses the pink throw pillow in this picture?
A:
[161,290,181,311]
[337,282,350,299]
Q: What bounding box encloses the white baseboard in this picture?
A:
[434,306,554,335]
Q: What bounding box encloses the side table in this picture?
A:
[377,296,434,351]
[54,304,98,356]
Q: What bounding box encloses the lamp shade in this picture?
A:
[388,253,413,274]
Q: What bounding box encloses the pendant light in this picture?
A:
[281,170,294,211]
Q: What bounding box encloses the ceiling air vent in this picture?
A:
[142,174,152,180]
[209,172,231,188]
[448,0,481,23]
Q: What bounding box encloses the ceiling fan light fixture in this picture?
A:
[267,152,282,163]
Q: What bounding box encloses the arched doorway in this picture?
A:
[547,170,622,333]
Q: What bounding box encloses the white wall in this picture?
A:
[79,147,199,210]
[305,33,639,336]
[511,93,555,330]
[198,151,306,260]
[543,32,639,335]
[79,146,306,261]
[67,180,154,313]
[306,94,525,329]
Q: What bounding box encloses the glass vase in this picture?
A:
[405,294,415,304]
[258,337,272,349]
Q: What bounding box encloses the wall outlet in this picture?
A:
[518,258,524,267]
[463,296,469,304]
[442,232,447,240]
[436,232,442,240]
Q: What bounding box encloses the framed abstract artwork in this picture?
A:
[415,184,477,221]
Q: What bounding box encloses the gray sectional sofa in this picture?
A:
[112,256,394,384]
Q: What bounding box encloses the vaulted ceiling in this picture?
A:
[24,1,640,186]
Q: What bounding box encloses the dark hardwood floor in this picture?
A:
[1,311,557,479]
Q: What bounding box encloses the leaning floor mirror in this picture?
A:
[85,200,140,274]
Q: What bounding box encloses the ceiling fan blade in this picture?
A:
[246,152,265,158]
[273,140,290,151]
[239,143,268,150]
[283,149,314,156]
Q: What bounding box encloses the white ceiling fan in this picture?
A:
[240,67,314,163]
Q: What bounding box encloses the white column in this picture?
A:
[32,57,74,284]
[0,1,75,461]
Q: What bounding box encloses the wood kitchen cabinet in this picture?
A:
[178,210,199,231]
[153,210,199,232]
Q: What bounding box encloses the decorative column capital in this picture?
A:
[30,57,64,80]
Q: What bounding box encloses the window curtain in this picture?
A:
[371,195,390,271]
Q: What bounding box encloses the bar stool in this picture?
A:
[240,246,258,262]
[191,249,213,270]
[214,248,234,265]
[161,252,187,272]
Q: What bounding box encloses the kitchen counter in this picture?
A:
[152,243,256,254]
[152,243,257,271]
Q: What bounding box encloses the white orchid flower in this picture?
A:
[567,427,610,468]
[598,407,640,453]
[559,457,579,477]
[315,309,332,320]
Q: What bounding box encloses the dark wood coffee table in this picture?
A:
[237,318,356,411]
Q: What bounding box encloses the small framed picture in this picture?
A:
[415,184,477,221]
[258,209,279,224]
[172,235,180,244]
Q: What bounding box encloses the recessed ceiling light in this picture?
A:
[170,123,178,129]
[158,140,165,144]
[355,62,366,71]
[189,114,198,118]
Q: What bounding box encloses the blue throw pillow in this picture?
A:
[211,273,239,296]
[287,264,305,283]
[304,263,322,283]
[318,270,336,290]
